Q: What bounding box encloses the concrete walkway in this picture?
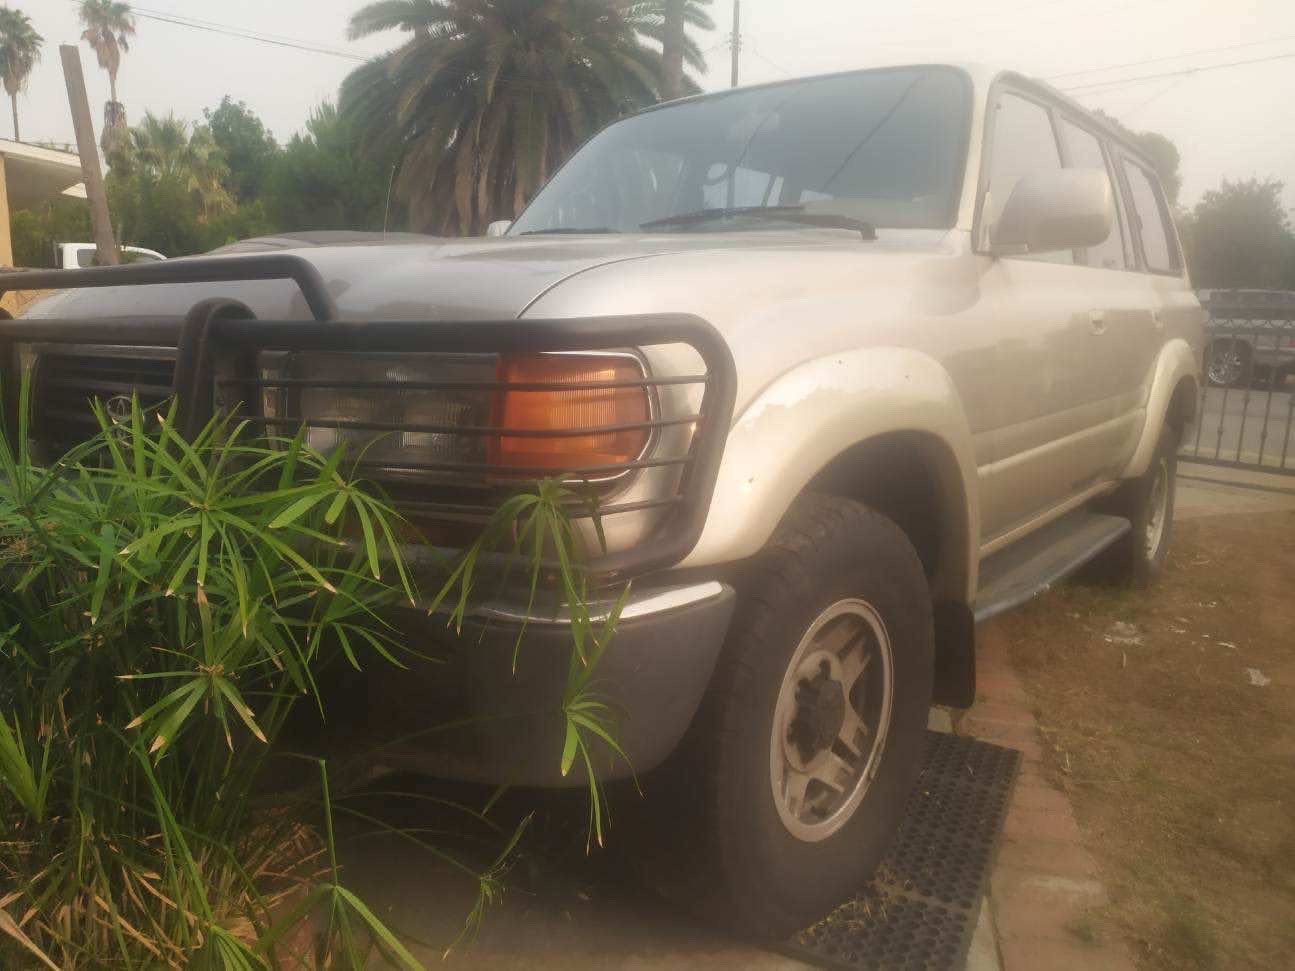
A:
[955,631,1135,971]
[1176,461,1295,520]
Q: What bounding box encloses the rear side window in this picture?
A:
[1058,119,1127,271]
[1122,160,1180,274]
[984,93,1072,264]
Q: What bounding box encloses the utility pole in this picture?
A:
[730,0,742,88]
[59,45,119,267]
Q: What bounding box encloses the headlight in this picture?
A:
[258,350,653,483]
[260,352,494,476]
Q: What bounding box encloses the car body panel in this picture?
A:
[1125,337,1201,478]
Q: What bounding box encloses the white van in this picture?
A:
[57,243,167,269]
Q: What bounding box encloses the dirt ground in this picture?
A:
[993,509,1295,970]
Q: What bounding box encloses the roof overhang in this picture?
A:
[0,140,85,209]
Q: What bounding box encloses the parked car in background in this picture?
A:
[1199,289,1295,387]
[8,63,1203,937]
[56,243,167,269]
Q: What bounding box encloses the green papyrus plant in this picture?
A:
[0,378,630,968]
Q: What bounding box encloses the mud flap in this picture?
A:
[932,601,975,709]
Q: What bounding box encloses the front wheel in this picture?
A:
[645,495,933,938]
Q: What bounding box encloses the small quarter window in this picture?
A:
[984,94,1072,264]
[1122,160,1180,274]
[1058,119,1126,271]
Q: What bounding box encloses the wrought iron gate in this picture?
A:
[1181,289,1295,476]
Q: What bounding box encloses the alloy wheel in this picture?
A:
[1145,457,1170,558]
[769,598,895,842]
[1207,344,1245,386]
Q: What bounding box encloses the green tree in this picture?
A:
[1092,109,1182,206]
[78,0,135,106]
[205,95,280,203]
[0,6,42,141]
[1184,178,1295,290]
[11,198,92,267]
[341,0,695,234]
[107,167,207,256]
[101,112,253,257]
[637,0,713,100]
[115,112,233,220]
[264,103,398,233]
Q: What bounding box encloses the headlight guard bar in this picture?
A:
[0,256,737,579]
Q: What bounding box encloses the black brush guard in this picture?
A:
[0,255,737,578]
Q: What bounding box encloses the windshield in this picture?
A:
[511,66,971,236]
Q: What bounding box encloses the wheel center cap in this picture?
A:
[788,669,845,762]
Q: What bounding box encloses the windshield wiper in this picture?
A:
[520,227,619,235]
[641,206,876,240]
[641,206,805,230]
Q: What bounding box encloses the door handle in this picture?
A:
[1151,308,1164,329]
[1089,310,1107,335]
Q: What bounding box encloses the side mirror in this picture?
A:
[990,169,1114,255]
[486,220,513,238]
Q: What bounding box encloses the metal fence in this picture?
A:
[1182,289,1295,476]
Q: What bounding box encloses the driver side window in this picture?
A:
[983,93,1073,264]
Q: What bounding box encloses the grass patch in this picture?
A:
[1067,914,1101,946]
[994,510,1295,969]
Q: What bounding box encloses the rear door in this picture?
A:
[1053,116,1154,479]
[1116,153,1193,447]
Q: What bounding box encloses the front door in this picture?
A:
[975,89,1130,542]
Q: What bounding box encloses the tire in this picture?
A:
[1092,425,1178,586]
[1206,339,1252,388]
[639,495,934,938]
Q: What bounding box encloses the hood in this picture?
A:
[19,229,945,323]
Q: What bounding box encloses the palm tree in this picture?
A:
[0,6,43,141]
[79,0,135,148]
[341,0,705,235]
[116,112,233,220]
[633,0,713,100]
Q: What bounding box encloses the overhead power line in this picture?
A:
[57,0,1295,104]
[1047,33,1295,80]
[131,4,357,56]
[1119,75,1189,119]
[1060,50,1295,92]
[63,0,365,61]
[746,44,791,77]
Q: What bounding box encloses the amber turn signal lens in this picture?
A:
[490,354,650,473]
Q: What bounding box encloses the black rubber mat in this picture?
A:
[782,730,1022,971]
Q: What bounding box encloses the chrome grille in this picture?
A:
[33,350,175,445]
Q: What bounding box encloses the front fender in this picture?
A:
[681,347,980,602]
[1124,338,1199,479]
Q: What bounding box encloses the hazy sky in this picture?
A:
[15,0,1295,210]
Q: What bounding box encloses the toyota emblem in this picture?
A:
[104,395,133,423]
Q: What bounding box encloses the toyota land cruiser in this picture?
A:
[1,63,1203,936]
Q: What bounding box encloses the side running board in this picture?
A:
[974,510,1131,623]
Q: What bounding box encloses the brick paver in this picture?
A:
[957,623,1136,971]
